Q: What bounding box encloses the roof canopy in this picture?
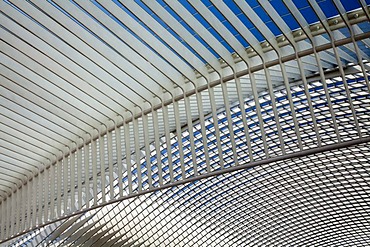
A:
[1,0,370,245]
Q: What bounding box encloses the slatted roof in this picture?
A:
[1,0,370,245]
[7,68,370,246]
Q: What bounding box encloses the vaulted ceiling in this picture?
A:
[1,0,370,246]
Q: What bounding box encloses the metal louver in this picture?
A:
[0,0,370,246]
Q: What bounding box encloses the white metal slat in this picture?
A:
[89,4,204,172]
[141,114,152,189]
[163,1,228,168]
[0,121,59,159]
[327,5,363,137]
[10,191,15,237]
[0,0,370,243]
[101,1,197,82]
[84,137,91,210]
[2,35,105,128]
[288,56,325,75]
[332,0,370,91]
[0,65,102,135]
[0,182,22,215]
[1,177,21,194]
[70,144,76,212]
[77,140,83,211]
[0,177,16,194]
[56,158,62,217]
[0,107,66,154]
[115,121,124,198]
[194,89,223,175]
[176,84,200,179]
[213,1,285,157]
[0,136,49,167]
[358,0,370,20]
[191,92,211,174]
[163,0,234,63]
[172,99,186,180]
[99,127,107,203]
[195,90,212,173]
[92,134,98,206]
[74,0,176,94]
[262,0,340,145]
[6,197,10,238]
[124,120,133,194]
[16,185,21,235]
[184,95,199,176]
[0,104,72,148]
[189,1,245,55]
[230,75,254,163]
[169,89,189,181]
[54,0,167,102]
[63,151,69,215]
[0,48,119,127]
[142,0,221,71]
[107,123,114,200]
[32,173,38,228]
[38,167,44,226]
[296,44,336,68]
[146,1,238,164]
[222,75,242,166]
[199,2,268,162]
[0,89,87,146]
[9,1,138,113]
[0,165,29,189]
[117,3,214,175]
[0,139,37,170]
[207,85,225,168]
[152,109,163,186]
[50,163,55,220]
[3,9,125,123]
[44,161,50,223]
[353,25,370,48]
[122,1,207,76]
[315,36,358,63]
[0,56,93,140]
[0,190,15,214]
[198,2,269,163]
[285,3,339,146]
[307,0,362,139]
[21,182,27,233]
[162,104,174,183]
[0,201,3,240]
[282,2,337,147]
[239,0,303,151]
[78,1,183,93]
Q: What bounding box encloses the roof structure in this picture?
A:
[0,0,370,246]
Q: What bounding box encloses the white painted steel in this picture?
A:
[0,0,369,244]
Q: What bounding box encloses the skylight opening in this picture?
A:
[158,1,223,58]
[136,0,208,64]
[207,3,250,49]
[91,1,185,72]
[180,0,235,53]
[228,1,269,42]
[119,1,201,70]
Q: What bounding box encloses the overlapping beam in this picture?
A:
[0,0,369,243]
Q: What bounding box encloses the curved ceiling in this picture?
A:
[1,0,370,245]
[7,68,370,246]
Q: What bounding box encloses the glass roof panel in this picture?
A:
[2,1,370,245]
[317,0,340,18]
[78,0,369,61]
